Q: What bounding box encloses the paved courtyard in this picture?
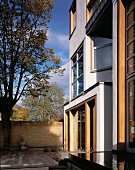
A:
[0,150,59,169]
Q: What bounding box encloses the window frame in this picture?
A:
[126,0,135,151]
[126,77,135,152]
[126,5,135,77]
[71,44,84,99]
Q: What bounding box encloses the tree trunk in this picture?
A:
[1,111,11,149]
[0,97,13,149]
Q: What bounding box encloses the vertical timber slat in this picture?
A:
[65,112,69,151]
[93,100,96,152]
[69,111,74,151]
[74,111,78,151]
[85,102,90,152]
[118,0,126,150]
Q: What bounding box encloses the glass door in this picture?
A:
[127,78,135,150]
[126,0,135,151]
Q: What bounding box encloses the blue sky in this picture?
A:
[46,0,73,97]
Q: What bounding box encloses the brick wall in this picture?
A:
[0,121,63,148]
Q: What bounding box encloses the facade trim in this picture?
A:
[64,81,112,107]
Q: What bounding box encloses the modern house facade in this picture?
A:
[64,0,135,154]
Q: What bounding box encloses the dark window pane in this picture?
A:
[73,82,77,98]
[93,37,112,47]
[127,57,135,74]
[78,76,83,94]
[94,45,112,70]
[73,64,77,81]
[78,46,83,58]
[78,56,83,76]
[127,40,135,58]
[72,55,77,65]
[128,25,135,42]
[128,9,135,27]
[128,1,135,12]
[128,80,135,148]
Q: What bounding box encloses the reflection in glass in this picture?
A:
[72,152,135,170]
[128,40,135,58]
[93,37,112,70]
[94,45,112,70]
[128,25,135,42]
[128,9,135,27]
[127,57,135,74]
[72,55,77,65]
[78,46,83,58]
[73,64,77,81]
[73,82,77,98]
[93,37,112,47]
[78,56,83,76]
[128,80,135,148]
[78,76,83,94]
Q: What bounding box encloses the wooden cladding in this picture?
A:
[117,0,126,150]
[70,0,76,35]
[64,96,96,152]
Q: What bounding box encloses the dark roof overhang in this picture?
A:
[86,0,112,38]
[121,0,129,6]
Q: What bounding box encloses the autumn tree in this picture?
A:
[11,105,29,121]
[22,82,65,121]
[0,0,64,148]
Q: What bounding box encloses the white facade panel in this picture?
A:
[97,83,104,151]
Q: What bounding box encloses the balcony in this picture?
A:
[86,0,112,38]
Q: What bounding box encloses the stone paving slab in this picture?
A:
[3,168,48,170]
[0,150,58,169]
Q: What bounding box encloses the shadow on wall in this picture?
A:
[0,121,63,150]
[104,84,112,151]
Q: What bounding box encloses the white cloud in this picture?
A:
[57,34,69,50]
[47,30,70,97]
[55,51,69,64]
[47,30,69,51]
[49,62,69,98]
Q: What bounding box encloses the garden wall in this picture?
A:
[0,121,63,148]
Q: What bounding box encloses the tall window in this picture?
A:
[70,0,76,35]
[126,0,135,149]
[72,45,83,98]
[92,37,112,70]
